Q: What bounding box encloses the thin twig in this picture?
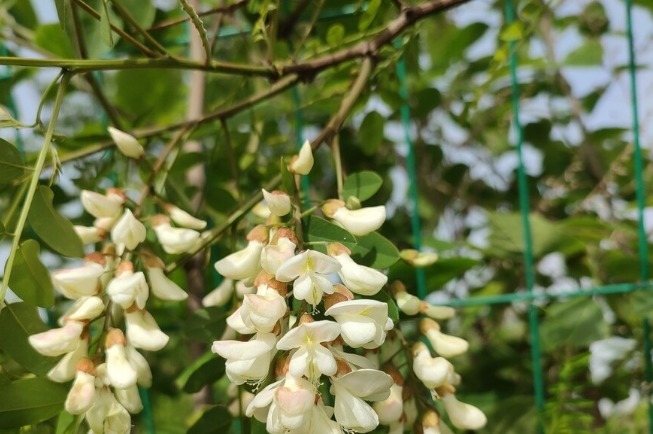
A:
[111,0,171,57]
[179,0,212,64]
[148,0,248,31]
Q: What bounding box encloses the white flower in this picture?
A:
[275,250,340,306]
[111,209,146,252]
[421,302,455,320]
[125,345,152,388]
[145,263,188,301]
[65,360,97,415]
[125,309,169,351]
[262,189,292,216]
[114,384,143,414]
[276,319,340,380]
[74,225,106,244]
[108,126,144,159]
[323,200,386,236]
[395,291,421,315]
[29,320,85,357]
[290,140,314,175]
[330,249,387,296]
[215,240,264,281]
[421,318,468,358]
[165,204,207,230]
[52,260,105,300]
[324,299,393,348]
[107,266,149,310]
[202,279,234,307]
[331,369,393,433]
[246,379,284,422]
[152,220,200,254]
[373,383,403,425]
[86,388,131,434]
[238,285,288,333]
[212,332,277,385]
[63,296,105,322]
[48,339,89,382]
[412,343,455,389]
[105,329,138,389]
[267,376,316,432]
[441,394,487,430]
[400,249,439,267]
[80,189,124,219]
[260,237,296,274]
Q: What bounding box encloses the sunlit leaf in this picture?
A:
[359,111,384,156]
[350,231,399,268]
[304,216,356,250]
[188,406,232,434]
[342,171,383,202]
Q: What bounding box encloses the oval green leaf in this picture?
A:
[0,303,59,376]
[304,216,356,250]
[8,239,54,307]
[350,231,399,268]
[0,138,25,184]
[180,353,226,393]
[28,185,84,258]
[342,171,383,202]
[0,377,67,428]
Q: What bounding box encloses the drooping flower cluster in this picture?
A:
[208,141,486,433]
[27,128,206,434]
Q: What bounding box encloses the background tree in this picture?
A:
[0,0,652,433]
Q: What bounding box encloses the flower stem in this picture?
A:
[0,72,71,304]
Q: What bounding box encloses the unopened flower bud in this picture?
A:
[144,256,188,301]
[215,240,264,280]
[373,383,403,425]
[151,216,200,254]
[114,384,143,413]
[64,296,105,322]
[420,318,468,358]
[29,321,84,357]
[400,249,439,268]
[262,189,292,216]
[108,126,144,159]
[65,359,97,414]
[289,140,314,175]
[105,329,138,388]
[164,204,207,230]
[393,284,421,316]
[412,342,455,389]
[323,200,386,236]
[74,225,106,244]
[419,301,455,320]
[440,394,487,430]
[331,250,387,296]
[107,264,149,309]
[125,309,169,351]
[51,259,105,300]
[81,189,124,219]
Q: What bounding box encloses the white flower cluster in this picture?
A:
[208,141,487,433]
[28,184,204,433]
[207,142,399,433]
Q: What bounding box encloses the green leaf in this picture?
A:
[350,231,399,268]
[0,138,25,184]
[359,111,384,155]
[28,186,84,258]
[8,240,54,308]
[55,411,80,434]
[34,23,76,58]
[0,378,67,428]
[370,290,399,323]
[117,0,156,28]
[563,39,603,66]
[359,0,381,31]
[0,220,5,241]
[54,0,69,30]
[114,69,185,123]
[425,258,479,291]
[0,303,58,376]
[342,171,383,202]
[100,0,114,47]
[540,298,609,352]
[303,216,356,250]
[188,406,232,434]
[326,24,345,47]
[179,353,226,393]
[280,156,295,195]
[486,212,567,259]
[183,307,228,344]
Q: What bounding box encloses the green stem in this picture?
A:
[0,56,273,76]
[331,133,344,200]
[111,0,171,56]
[0,73,70,304]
